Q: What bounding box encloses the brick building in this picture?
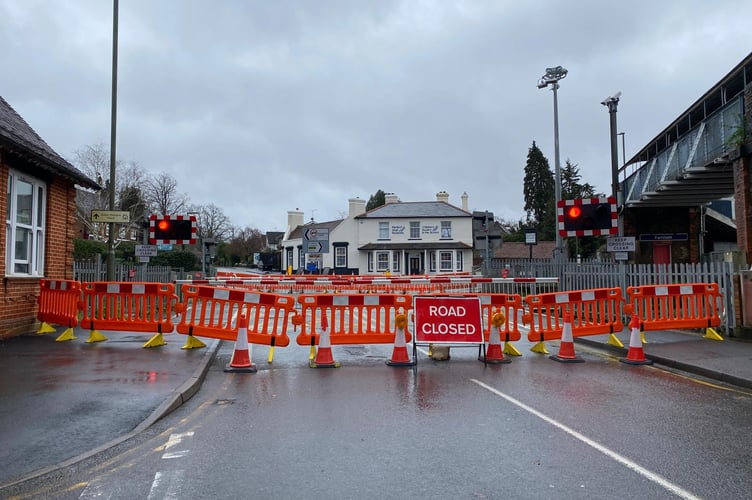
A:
[1,96,99,339]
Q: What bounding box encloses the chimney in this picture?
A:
[348,197,366,217]
[384,193,399,204]
[461,192,468,211]
[287,209,304,231]
[436,191,450,203]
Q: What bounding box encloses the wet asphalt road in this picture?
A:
[6,338,752,500]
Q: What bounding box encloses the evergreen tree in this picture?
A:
[366,189,386,211]
[523,142,556,240]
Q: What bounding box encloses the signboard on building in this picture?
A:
[414,296,483,345]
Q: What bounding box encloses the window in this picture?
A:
[286,248,293,269]
[439,251,453,271]
[298,246,304,268]
[379,222,389,239]
[441,221,451,239]
[429,251,436,272]
[409,221,420,239]
[6,170,46,276]
[368,252,374,272]
[392,251,400,272]
[376,252,389,272]
[456,250,464,271]
[335,246,347,268]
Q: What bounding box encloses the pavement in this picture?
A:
[1,323,751,490]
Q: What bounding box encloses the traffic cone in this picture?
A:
[549,311,583,363]
[620,315,653,365]
[480,312,511,364]
[224,315,257,373]
[310,313,340,368]
[387,312,415,366]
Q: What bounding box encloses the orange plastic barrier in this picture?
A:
[37,279,81,330]
[79,282,179,340]
[626,283,722,331]
[176,285,295,347]
[295,294,413,347]
[524,288,625,342]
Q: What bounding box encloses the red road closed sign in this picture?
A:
[414,296,483,344]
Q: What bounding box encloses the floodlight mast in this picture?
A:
[601,92,622,236]
[537,65,568,261]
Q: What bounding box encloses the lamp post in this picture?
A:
[602,92,622,236]
[538,65,568,261]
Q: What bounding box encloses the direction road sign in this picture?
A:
[305,241,324,253]
[304,228,329,241]
[91,210,130,223]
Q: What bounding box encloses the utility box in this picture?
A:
[741,271,752,327]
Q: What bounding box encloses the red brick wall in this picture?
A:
[0,161,78,339]
[733,83,752,264]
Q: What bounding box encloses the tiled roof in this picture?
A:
[0,96,99,189]
[357,201,471,219]
[495,241,558,259]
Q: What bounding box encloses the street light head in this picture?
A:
[538,65,568,89]
[601,91,622,106]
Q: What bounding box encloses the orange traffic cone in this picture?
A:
[620,315,653,365]
[549,311,584,363]
[311,313,340,368]
[480,312,511,364]
[224,315,257,373]
[387,312,415,366]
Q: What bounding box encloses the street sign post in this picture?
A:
[91,210,130,223]
[303,227,329,253]
[135,245,158,257]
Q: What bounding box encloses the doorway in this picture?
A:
[654,244,671,265]
[409,256,421,275]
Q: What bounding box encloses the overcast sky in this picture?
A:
[2,1,750,232]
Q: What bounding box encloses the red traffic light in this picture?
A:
[149,215,196,244]
[558,198,617,237]
[567,206,582,219]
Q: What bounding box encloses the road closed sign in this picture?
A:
[414,296,483,344]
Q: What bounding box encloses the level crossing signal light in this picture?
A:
[557,197,617,237]
[149,214,197,244]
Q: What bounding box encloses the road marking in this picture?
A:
[147,470,185,500]
[470,379,701,500]
[161,432,193,459]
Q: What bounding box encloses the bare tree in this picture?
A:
[190,203,233,241]
[73,142,148,240]
[144,172,187,216]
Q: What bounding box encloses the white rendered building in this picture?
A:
[281,191,473,275]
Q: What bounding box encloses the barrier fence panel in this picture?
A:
[37,279,82,330]
[626,283,723,331]
[80,282,179,334]
[295,294,412,347]
[176,285,295,346]
[523,288,626,343]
